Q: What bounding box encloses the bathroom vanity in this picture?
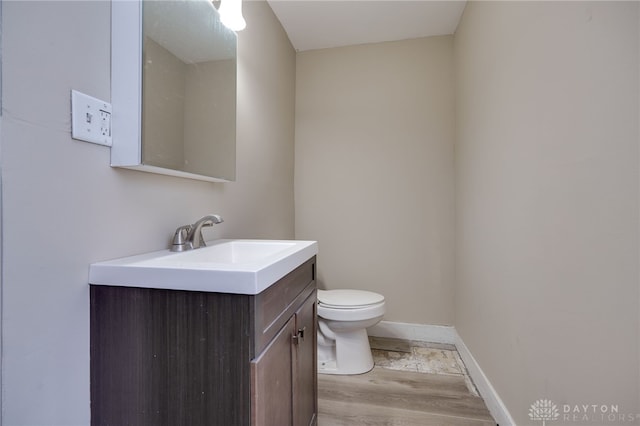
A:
[89,240,318,426]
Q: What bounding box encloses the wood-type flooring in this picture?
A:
[317,338,496,426]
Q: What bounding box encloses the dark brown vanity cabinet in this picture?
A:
[90,257,317,426]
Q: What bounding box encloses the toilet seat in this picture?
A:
[317,289,385,309]
[317,289,385,322]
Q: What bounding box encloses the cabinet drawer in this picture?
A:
[252,257,315,356]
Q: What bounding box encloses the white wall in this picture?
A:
[454,2,639,423]
[0,1,295,424]
[295,36,455,325]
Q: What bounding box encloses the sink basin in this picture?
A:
[139,240,302,266]
[89,239,318,294]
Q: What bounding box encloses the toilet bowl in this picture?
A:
[317,289,385,375]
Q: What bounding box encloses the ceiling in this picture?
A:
[267,1,467,52]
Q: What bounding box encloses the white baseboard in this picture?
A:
[367,320,514,425]
[368,320,457,345]
[454,333,516,426]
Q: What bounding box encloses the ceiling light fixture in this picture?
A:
[218,0,246,32]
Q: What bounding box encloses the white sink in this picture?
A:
[89,239,318,294]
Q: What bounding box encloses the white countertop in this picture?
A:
[89,239,318,295]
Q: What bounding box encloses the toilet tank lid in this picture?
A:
[317,289,385,308]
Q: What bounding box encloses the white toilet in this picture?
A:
[316,289,385,375]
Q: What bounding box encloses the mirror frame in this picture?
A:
[111,0,236,183]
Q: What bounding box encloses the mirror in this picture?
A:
[111,0,237,182]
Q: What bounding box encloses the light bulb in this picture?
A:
[218,0,246,32]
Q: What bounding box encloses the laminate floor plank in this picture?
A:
[319,399,495,426]
[318,367,495,426]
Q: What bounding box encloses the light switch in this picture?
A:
[71,90,112,147]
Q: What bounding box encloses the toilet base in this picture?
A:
[317,327,374,375]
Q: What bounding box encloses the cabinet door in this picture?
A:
[293,292,317,426]
[251,316,295,426]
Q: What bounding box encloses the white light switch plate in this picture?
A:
[71,90,112,146]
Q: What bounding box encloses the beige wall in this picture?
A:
[295,37,455,325]
[0,0,295,424]
[454,1,639,423]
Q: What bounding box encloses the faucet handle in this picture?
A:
[170,225,192,252]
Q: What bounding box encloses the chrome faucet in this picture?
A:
[170,214,224,252]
